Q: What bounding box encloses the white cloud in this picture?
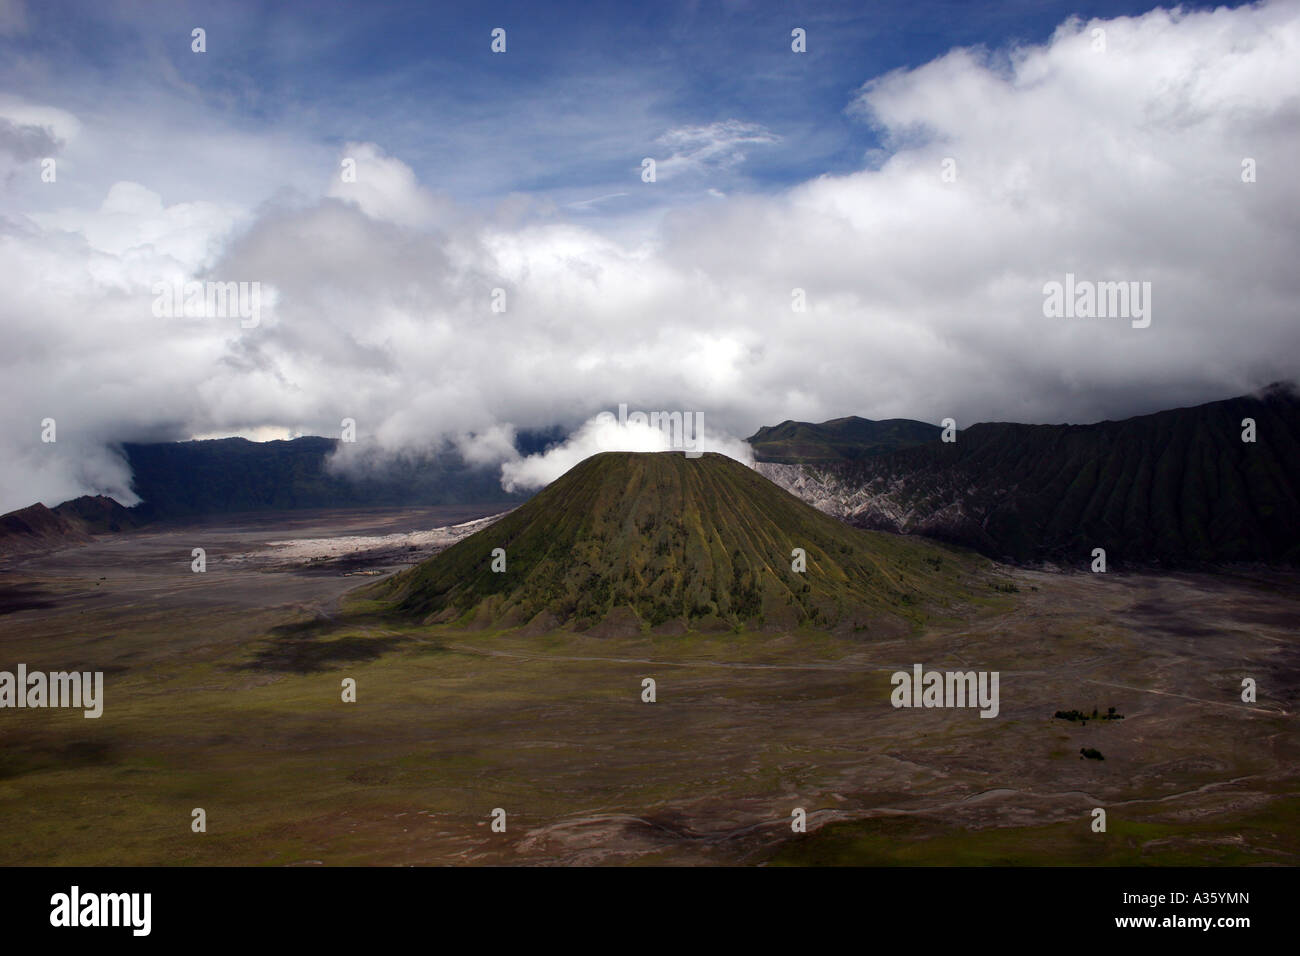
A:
[500,412,754,492]
[455,424,521,468]
[326,141,452,229]
[0,96,79,143]
[652,119,781,180]
[33,181,247,267]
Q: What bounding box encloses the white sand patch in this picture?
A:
[231,512,507,565]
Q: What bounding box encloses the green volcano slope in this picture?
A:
[368,451,993,635]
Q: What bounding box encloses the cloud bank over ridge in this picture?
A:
[1,3,1298,510]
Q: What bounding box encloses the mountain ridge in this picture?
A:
[746,416,941,463]
[121,435,535,519]
[755,384,1300,566]
[0,503,93,557]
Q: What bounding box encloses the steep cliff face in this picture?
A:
[756,386,1300,567]
[755,461,990,547]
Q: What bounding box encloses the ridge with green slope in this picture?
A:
[369,451,992,635]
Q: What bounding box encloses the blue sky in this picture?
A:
[5,0,1243,213]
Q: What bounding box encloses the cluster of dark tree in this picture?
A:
[1054,706,1123,724]
[1079,747,1105,761]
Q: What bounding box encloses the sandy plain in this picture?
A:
[0,507,1295,866]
